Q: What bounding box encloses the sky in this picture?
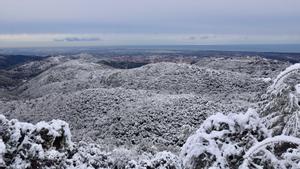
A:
[0,0,300,47]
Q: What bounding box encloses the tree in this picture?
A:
[260,63,300,136]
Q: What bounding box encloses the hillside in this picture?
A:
[0,55,289,151]
[1,54,299,168]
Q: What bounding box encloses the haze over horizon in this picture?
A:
[1,0,300,47]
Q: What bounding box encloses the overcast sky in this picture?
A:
[0,0,300,47]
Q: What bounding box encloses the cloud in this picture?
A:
[185,35,216,41]
[0,33,300,48]
[199,35,211,40]
[187,36,197,41]
[54,37,101,42]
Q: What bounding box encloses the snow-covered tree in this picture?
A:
[0,114,182,169]
[241,135,300,169]
[180,109,270,169]
[260,63,300,136]
[62,142,113,169]
[0,114,73,168]
[0,139,5,168]
[180,109,300,169]
[126,151,182,169]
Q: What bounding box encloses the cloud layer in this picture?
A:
[0,33,300,48]
[54,37,101,42]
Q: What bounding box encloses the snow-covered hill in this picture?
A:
[0,55,280,152]
[16,57,271,99]
[1,54,298,168]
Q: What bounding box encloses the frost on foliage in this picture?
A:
[269,63,300,91]
[0,139,5,167]
[180,109,270,169]
[63,142,113,169]
[0,114,74,168]
[180,109,300,169]
[241,135,300,169]
[0,115,114,169]
[282,147,300,168]
[126,151,182,169]
[261,63,300,136]
[0,114,182,169]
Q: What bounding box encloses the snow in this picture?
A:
[0,140,5,155]
[1,56,300,168]
[295,84,300,94]
[0,56,272,152]
[269,63,300,91]
[1,107,300,168]
[35,119,72,147]
[0,139,5,167]
[241,135,300,169]
[261,63,300,137]
[260,77,272,82]
[181,109,300,168]
[126,151,182,169]
[244,135,300,158]
[180,109,271,169]
[0,115,76,168]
